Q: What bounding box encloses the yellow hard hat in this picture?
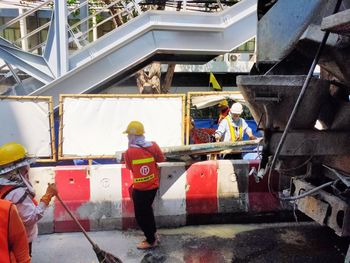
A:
[0,142,26,166]
[218,100,228,107]
[123,121,145,135]
[0,142,36,175]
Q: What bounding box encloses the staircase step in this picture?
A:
[321,9,350,35]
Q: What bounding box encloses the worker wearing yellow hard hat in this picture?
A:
[122,121,165,249]
[123,120,145,135]
[0,142,57,256]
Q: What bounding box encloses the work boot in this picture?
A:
[137,240,158,250]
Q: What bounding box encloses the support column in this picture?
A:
[18,8,28,51]
[92,16,98,42]
[54,0,68,76]
[80,0,89,43]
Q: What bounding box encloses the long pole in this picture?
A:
[56,194,97,247]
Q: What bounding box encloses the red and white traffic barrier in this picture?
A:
[29,160,282,233]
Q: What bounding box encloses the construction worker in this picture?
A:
[123,121,165,249]
[217,99,230,124]
[215,102,256,158]
[0,142,57,256]
[0,199,31,263]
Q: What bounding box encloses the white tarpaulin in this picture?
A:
[191,93,245,109]
[0,97,54,160]
[60,96,184,158]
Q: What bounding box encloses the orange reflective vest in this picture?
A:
[0,185,38,206]
[0,199,12,263]
[225,116,243,142]
[125,146,160,191]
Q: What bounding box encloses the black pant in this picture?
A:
[29,242,32,257]
[132,188,158,244]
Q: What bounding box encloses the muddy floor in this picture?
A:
[32,222,349,263]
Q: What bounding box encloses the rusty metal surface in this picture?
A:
[291,179,350,237]
[295,195,330,226]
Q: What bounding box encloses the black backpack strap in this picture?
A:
[7,203,13,260]
[0,185,28,204]
[0,185,21,199]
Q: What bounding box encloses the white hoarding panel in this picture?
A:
[60,95,184,158]
[0,96,55,161]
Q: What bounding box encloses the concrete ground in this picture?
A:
[31,222,349,263]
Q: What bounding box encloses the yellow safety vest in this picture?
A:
[225,116,243,142]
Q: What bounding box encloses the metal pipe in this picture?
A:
[281,181,334,201]
[0,0,53,32]
[115,139,261,160]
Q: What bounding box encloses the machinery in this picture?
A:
[237,0,350,237]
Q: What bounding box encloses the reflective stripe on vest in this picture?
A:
[127,146,159,190]
[0,200,11,263]
[225,116,243,142]
[134,174,155,183]
[132,157,154,165]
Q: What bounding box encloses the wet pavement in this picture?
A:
[31,222,349,263]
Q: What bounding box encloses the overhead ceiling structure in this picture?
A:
[0,0,257,107]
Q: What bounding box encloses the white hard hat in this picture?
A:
[230,102,243,114]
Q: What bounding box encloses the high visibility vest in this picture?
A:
[0,199,12,263]
[225,116,243,142]
[126,147,159,190]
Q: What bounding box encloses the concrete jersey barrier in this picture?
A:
[29,160,283,234]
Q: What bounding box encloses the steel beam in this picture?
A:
[30,0,257,107]
[0,37,54,83]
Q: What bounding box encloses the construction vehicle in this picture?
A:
[237,0,350,238]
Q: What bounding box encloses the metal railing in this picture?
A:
[0,0,230,54]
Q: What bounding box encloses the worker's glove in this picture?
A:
[40,183,58,206]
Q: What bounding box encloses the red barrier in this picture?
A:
[121,166,137,229]
[54,167,90,232]
[186,161,218,214]
[248,160,280,212]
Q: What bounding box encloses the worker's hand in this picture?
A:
[46,183,58,196]
[40,183,58,206]
[249,135,257,140]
